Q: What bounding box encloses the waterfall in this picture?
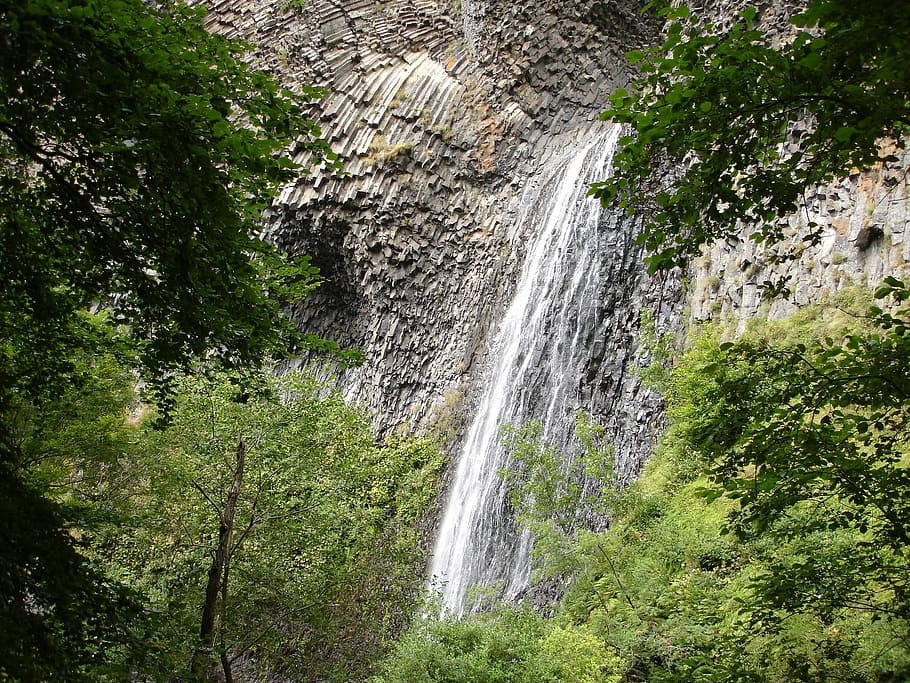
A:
[428,125,623,615]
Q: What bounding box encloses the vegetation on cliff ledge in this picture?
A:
[377,0,910,681]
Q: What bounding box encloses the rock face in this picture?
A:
[199,0,909,612]
[198,0,680,613]
[688,146,910,326]
[198,0,910,474]
[427,127,678,613]
[200,0,665,443]
[676,1,910,325]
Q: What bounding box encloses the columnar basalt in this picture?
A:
[688,147,910,326]
[199,0,663,439]
[198,0,909,612]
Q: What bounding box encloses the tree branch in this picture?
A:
[193,479,223,518]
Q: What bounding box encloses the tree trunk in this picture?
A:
[220,551,234,683]
[190,437,245,682]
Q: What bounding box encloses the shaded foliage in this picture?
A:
[556,292,910,682]
[0,0,346,420]
[592,0,910,287]
[7,359,444,681]
[0,467,147,682]
[0,2,362,675]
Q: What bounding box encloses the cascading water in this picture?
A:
[428,125,624,615]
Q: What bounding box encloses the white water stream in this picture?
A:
[428,126,622,615]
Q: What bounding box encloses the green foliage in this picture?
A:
[553,289,910,682]
[372,607,623,683]
[0,4,367,676]
[500,412,617,581]
[593,0,910,290]
[0,466,148,682]
[562,467,746,682]
[73,370,444,680]
[305,433,446,682]
[0,0,346,419]
[540,624,623,683]
[0,338,148,681]
[5,358,444,681]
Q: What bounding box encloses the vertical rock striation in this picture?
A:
[196,0,674,611]
[196,0,908,611]
[198,0,664,440]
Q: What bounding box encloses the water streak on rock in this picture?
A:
[428,125,622,615]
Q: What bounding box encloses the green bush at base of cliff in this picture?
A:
[379,286,909,683]
[372,606,623,683]
[568,285,910,682]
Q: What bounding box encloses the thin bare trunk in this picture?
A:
[191,437,245,681]
[220,650,234,683]
[220,552,234,683]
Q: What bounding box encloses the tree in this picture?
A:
[655,297,910,681]
[685,290,910,615]
[0,470,148,681]
[72,369,444,681]
[133,371,379,681]
[189,435,246,683]
[0,345,151,681]
[0,0,347,425]
[592,0,910,577]
[592,0,910,284]
[500,413,620,599]
[592,0,910,624]
[524,299,910,682]
[0,1,356,676]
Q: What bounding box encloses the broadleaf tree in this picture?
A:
[20,363,445,682]
[592,0,910,539]
[592,0,910,284]
[0,0,357,677]
[0,0,350,425]
[1,344,153,681]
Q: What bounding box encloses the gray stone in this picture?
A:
[199,0,909,502]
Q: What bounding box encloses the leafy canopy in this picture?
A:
[14,360,445,681]
[0,2,368,677]
[0,345,151,681]
[0,0,347,421]
[592,0,910,280]
[654,293,910,681]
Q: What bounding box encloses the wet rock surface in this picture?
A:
[198,0,908,473]
[199,0,667,455]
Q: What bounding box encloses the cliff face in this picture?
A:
[199,0,908,450]
[688,146,910,326]
[679,1,910,326]
[196,0,910,613]
[200,0,667,446]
